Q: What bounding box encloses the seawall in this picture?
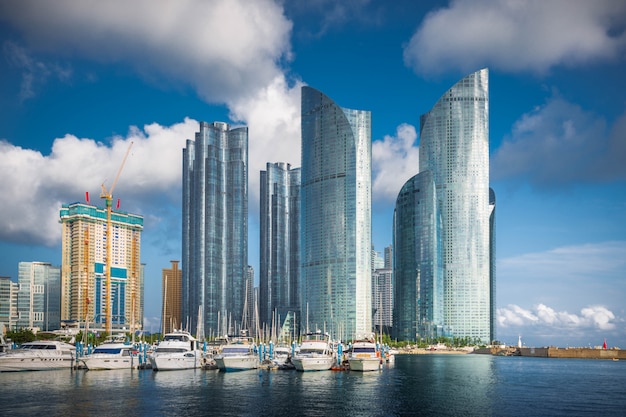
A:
[473,346,625,360]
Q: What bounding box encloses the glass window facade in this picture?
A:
[393,69,495,343]
[259,162,300,330]
[300,86,372,341]
[16,262,60,331]
[393,171,443,341]
[182,121,248,337]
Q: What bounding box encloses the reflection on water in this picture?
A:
[1,355,625,416]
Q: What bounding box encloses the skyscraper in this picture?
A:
[300,86,372,340]
[259,162,300,331]
[393,68,495,343]
[59,202,143,332]
[161,260,182,335]
[16,262,60,331]
[182,121,248,338]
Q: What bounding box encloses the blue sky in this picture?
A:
[1,0,625,348]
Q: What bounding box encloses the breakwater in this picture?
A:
[473,346,625,360]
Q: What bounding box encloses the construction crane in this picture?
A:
[100,141,133,335]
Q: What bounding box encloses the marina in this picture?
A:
[1,354,625,416]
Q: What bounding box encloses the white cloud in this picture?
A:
[491,96,626,185]
[498,303,617,331]
[0,118,198,246]
[0,0,293,105]
[372,123,419,203]
[404,0,626,76]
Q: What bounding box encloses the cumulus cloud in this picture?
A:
[498,304,617,331]
[372,123,419,203]
[0,0,293,105]
[0,118,198,246]
[404,0,626,76]
[491,95,626,185]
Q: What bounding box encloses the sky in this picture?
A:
[0,0,625,348]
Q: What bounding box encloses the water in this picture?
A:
[1,355,625,416]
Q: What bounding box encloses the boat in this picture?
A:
[0,334,10,353]
[81,335,137,370]
[348,339,381,372]
[0,340,76,372]
[272,345,292,367]
[214,335,259,372]
[149,330,204,371]
[291,332,336,371]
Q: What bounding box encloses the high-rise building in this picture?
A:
[16,262,61,331]
[59,202,143,332]
[393,68,495,343]
[300,86,372,341]
[259,162,300,331]
[161,260,182,335]
[183,121,248,338]
[393,171,443,341]
[0,276,18,333]
[372,244,393,333]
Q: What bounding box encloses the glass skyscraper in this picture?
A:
[259,162,300,331]
[16,261,60,331]
[393,68,495,343]
[182,121,248,338]
[300,86,372,341]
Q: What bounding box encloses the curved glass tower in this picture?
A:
[393,68,494,343]
[393,171,443,341]
[182,121,248,338]
[300,86,372,340]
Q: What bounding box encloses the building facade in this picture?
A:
[259,162,300,333]
[300,86,372,341]
[59,202,143,332]
[161,260,182,335]
[393,68,495,343]
[183,121,248,338]
[16,262,61,331]
[0,276,16,333]
[393,171,443,341]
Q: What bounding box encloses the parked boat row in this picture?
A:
[1,330,395,373]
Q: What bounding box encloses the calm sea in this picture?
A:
[1,354,625,416]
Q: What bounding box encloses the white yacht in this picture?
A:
[291,332,336,371]
[149,330,203,371]
[348,340,381,372]
[272,345,292,367]
[81,337,137,370]
[0,340,76,372]
[214,336,259,372]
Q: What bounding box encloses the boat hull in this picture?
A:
[0,356,74,372]
[150,353,202,371]
[82,356,135,370]
[215,355,259,372]
[348,357,381,372]
[291,356,334,371]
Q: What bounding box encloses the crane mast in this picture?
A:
[100,141,133,335]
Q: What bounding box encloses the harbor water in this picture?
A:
[1,354,625,416]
